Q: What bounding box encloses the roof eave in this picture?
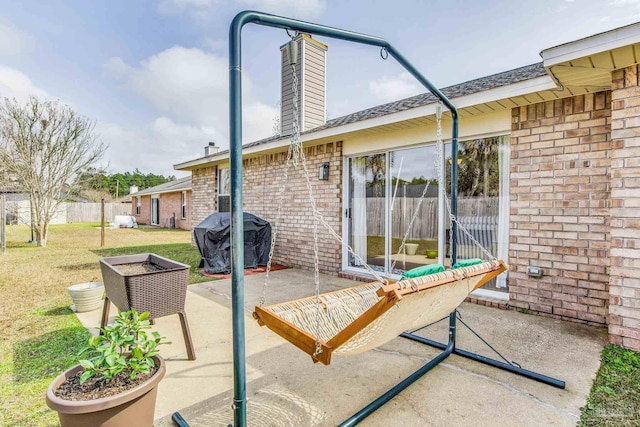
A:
[174,74,556,171]
[541,21,640,67]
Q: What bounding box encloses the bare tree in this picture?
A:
[0,97,105,246]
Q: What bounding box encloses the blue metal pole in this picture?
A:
[400,333,565,389]
[338,312,457,427]
[229,11,458,426]
[229,14,247,427]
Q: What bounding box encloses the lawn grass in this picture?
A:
[0,223,209,426]
[579,345,640,426]
[366,235,438,257]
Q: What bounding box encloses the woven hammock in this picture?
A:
[253,260,506,365]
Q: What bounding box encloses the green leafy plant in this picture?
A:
[78,309,170,383]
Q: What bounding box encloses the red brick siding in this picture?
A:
[156,191,192,230]
[133,195,151,225]
[132,191,191,230]
[509,92,611,325]
[610,65,640,350]
[190,143,342,272]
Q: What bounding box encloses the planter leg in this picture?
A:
[179,311,196,360]
[100,297,111,329]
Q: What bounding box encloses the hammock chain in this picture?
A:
[259,130,295,307]
[287,64,323,355]
[390,175,430,273]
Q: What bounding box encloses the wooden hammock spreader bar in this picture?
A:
[253,282,399,365]
[253,260,507,365]
[378,260,507,297]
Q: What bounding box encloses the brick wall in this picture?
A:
[157,191,191,230]
[509,92,611,325]
[132,192,191,230]
[191,142,343,273]
[191,166,217,230]
[134,195,151,225]
[610,65,640,350]
[242,141,343,273]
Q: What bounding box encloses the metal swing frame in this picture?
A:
[171,10,566,427]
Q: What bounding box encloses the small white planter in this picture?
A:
[404,243,419,256]
[67,282,104,313]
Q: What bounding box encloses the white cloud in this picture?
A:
[0,21,33,57]
[368,72,423,103]
[609,0,640,5]
[157,0,219,21]
[96,117,215,176]
[0,65,48,100]
[235,0,326,19]
[201,37,226,52]
[104,46,278,151]
[157,0,326,20]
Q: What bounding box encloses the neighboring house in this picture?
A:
[175,24,640,351]
[131,176,192,230]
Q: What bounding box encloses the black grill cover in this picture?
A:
[193,212,272,274]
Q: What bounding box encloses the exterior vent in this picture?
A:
[280,34,328,136]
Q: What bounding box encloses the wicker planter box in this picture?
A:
[99,253,195,360]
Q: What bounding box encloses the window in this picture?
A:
[181,191,187,219]
[218,168,230,213]
[135,196,141,215]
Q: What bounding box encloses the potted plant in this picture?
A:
[67,277,104,313]
[46,309,169,427]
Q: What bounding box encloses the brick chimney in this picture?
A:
[280,34,328,136]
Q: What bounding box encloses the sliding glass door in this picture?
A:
[346,135,509,292]
[347,145,441,277]
[449,135,510,292]
[389,146,441,274]
[348,154,386,272]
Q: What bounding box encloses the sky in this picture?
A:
[1,0,638,178]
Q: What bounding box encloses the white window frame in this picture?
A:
[135,196,141,216]
[181,191,187,219]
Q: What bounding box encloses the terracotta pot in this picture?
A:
[46,355,165,427]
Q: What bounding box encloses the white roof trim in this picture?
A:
[135,186,191,197]
[541,22,640,67]
[174,75,556,171]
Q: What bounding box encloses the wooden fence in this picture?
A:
[367,196,499,239]
[5,201,133,225]
[66,203,132,223]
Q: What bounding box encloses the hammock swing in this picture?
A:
[252,37,507,365]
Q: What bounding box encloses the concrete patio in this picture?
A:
[77,268,607,426]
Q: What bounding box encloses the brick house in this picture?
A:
[175,23,640,350]
[131,176,192,230]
